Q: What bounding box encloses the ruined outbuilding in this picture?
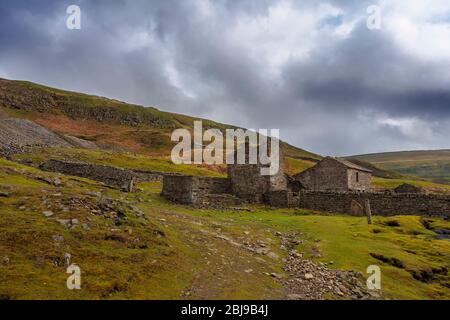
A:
[163,141,287,205]
[394,183,424,194]
[160,146,450,218]
[227,142,287,202]
[293,157,372,192]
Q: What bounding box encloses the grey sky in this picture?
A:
[1,0,450,155]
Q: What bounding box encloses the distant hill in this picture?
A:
[0,78,320,160]
[1,78,438,185]
[341,158,404,179]
[348,150,450,184]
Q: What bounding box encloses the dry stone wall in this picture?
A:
[227,164,270,202]
[298,191,450,218]
[162,175,196,204]
[39,159,136,191]
[161,174,235,206]
[38,159,170,189]
[265,190,300,208]
[133,169,165,182]
[266,190,450,218]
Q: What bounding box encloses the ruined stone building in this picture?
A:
[162,141,286,205]
[227,143,286,202]
[161,150,450,219]
[293,157,372,192]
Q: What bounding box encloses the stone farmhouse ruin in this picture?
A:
[162,147,450,219]
[293,157,372,192]
[31,145,450,219]
[162,143,287,206]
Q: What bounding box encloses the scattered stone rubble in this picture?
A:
[198,226,379,300]
[37,191,147,228]
[0,118,72,158]
[277,232,377,300]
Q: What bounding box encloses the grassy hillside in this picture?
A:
[12,147,226,177]
[0,156,449,300]
[0,78,319,160]
[372,177,450,194]
[1,78,449,300]
[285,157,317,175]
[348,150,450,184]
[13,146,450,194]
[11,147,317,178]
[0,157,280,299]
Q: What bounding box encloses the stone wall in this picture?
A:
[40,159,136,191]
[195,176,232,196]
[39,160,170,189]
[227,145,287,202]
[228,164,270,202]
[265,190,300,208]
[133,169,165,182]
[161,174,235,206]
[161,175,196,204]
[298,191,450,218]
[294,158,372,192]
[294,158,349,191]
[347,169,372,192]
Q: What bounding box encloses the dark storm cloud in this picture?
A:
[283,23,450,119]
[1,0,449,155]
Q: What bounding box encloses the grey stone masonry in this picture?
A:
[39,159,168,191]
[39,159,136,191]
[299,191,450,218]
[161,174,241,206]
[227,141,287,202]
[293,157,372,192]
[266,190,450,219]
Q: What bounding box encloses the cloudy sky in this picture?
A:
[1,0,450,155]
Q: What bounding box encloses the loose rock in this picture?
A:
[267,252,279,260]
[43,210,54,217]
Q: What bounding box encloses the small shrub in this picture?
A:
[411,270,434,283]
[421,218,433,230]
[370,253,405,269]
[384,220,400,227]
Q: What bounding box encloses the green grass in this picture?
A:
[373,177,450,194]
[0,158,279,299]
[15,80,177,127]
[0,159,209,299]
[1,155,449,300]
[13,148,225,177]
[147,192,450,300]
[285,157,316,175]
[350,150,450,184]
[382,161,450,184]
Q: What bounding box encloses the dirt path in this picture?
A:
[152,210,283,299]
[149,208,376,300]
